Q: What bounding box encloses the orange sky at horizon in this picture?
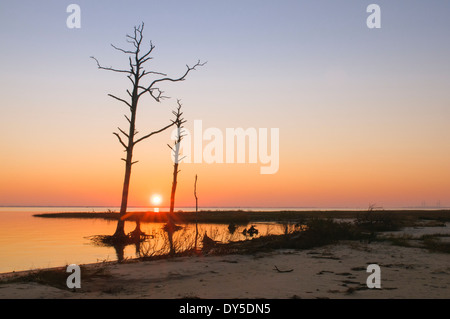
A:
[1,119,449,209]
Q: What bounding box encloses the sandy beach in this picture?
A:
[1,239,449,299]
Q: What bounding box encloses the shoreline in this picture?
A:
[1,210,449,298]
[1,240,449,299]
[32,209,450,225]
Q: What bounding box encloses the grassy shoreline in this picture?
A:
[33,209,450,225]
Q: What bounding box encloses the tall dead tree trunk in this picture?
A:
[168,100,186,214]
[194,174,199,213]
[194,174,199,250]
[91,23,204,241]
[165,100,186,255]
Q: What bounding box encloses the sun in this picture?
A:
[151,194,162,206]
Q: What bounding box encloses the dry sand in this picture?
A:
[1,240,449,299]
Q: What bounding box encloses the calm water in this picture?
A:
[0,206,445,274]
[0,206,300,273]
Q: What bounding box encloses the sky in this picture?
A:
[0,0,449,208]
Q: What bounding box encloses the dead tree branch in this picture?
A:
[133,121,176,146]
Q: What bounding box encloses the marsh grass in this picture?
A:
[355,209,401,232]
[137,216,431,257]
[197,214,448,256]
[382,235,415,248]
[378,233,450,254]
[34,209,450,224]
[200,218,371,255]
[420,234,450,254]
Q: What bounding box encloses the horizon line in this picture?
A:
[0,205,448,209]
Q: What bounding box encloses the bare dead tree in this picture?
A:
[91,23,205,241]
[168,100,186,214]
[194,174,199,250]
[194,174,199,213]
[164,100,186,256]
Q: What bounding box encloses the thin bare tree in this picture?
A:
[91,23,205,241]
[164,100,186,256]
[194,174,199,213]
[194,174,199,250]
[168,100,186,215]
